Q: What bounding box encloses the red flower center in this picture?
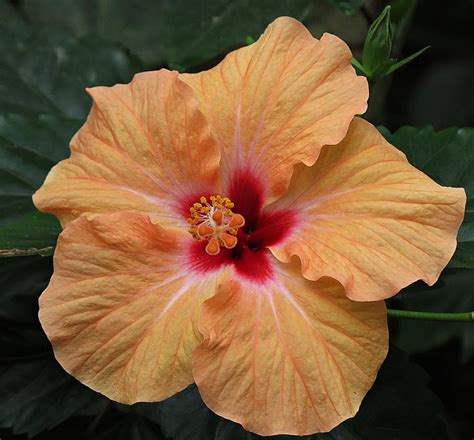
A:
[186,169,297,283]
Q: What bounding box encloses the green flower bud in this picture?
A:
[362,5,394,79]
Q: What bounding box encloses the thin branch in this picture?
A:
[387,309,474,322]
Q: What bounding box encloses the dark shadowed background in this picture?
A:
[0,0,473,439]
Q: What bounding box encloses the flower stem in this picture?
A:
[387,309,474,322]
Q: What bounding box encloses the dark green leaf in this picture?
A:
[0,25,141,118]
[0,212,60,257]
[325,0,365,16]
[133,386,217,440]
[403,60,474,129]
[246,35,256,45]
[349,347,449,440]
[411,341,474,439]
[0,113,69,220]
[23,0,311,70]
[95,412,165,440]
[389,269,474,361]
[0,0,22,25]
[382,126,474,268]
[0,256,52,322]
[351,57,367,75]
[0,112,74,255]
[156,0,311,71]
[389,0,417,36]
[0,358,102,437]
[385,45,430,75]
[134,347,448,439]
[0,25,141,256]
[0,256,105,437]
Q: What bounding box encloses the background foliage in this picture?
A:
[0,0,473,439]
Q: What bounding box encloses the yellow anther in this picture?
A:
[193,203,202,209]
[200,196,207,204]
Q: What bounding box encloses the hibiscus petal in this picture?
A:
[193,258,387,436]
[181,17,368,202]
[39,211,219,403]
[269,118,466,301]
[33,69,220,227]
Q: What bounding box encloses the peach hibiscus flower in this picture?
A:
[33,18,465,436]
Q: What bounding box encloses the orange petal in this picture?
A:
[39,211,219,404]
[193,258,387,436]
[33,70,220,227]
[181,17,368,202]
[269,118,466,301]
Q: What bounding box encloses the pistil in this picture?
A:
[187,195,245,255]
